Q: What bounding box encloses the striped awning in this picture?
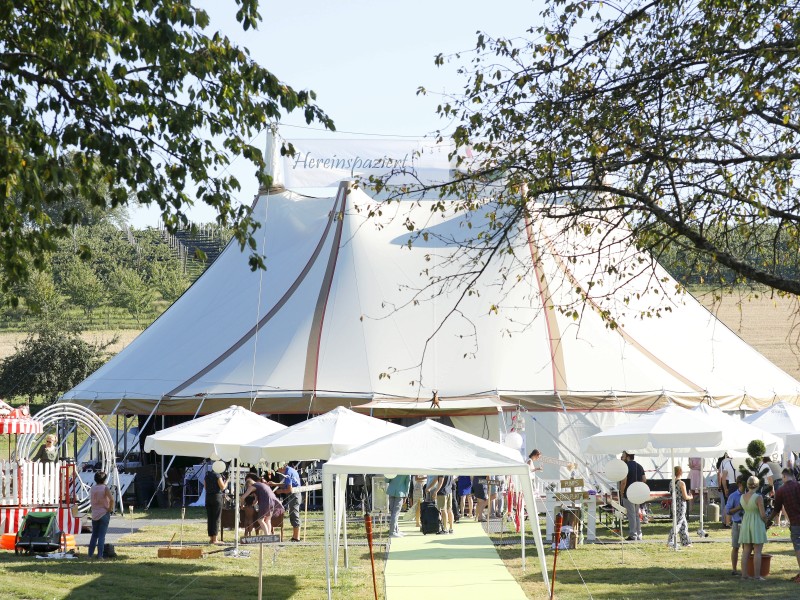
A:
[0,418,43,435]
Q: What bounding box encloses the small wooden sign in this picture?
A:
[554,491,590,501]
[560,478,584,489]
[241,535,280,545]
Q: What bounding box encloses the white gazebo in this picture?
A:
[143,405,285,553]
[584,404,726,547]
[321,419,549,599]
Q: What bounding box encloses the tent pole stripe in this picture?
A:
[525,216,568,393]
[536,225,705,393]
[165,186,347,399]
[303,181,349,409]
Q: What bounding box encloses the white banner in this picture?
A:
[281,138,456,188]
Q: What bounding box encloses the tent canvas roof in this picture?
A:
[239,406,404,464]
[63,176,800,416]
[325,418,530,476]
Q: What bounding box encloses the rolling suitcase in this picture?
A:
[420,500,442,534]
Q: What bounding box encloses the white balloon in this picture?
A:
[504,431,523,450]
[209,452,220,461]
[212,460,226,474]
[626,481,651,505]
[384,474,397,480]
[604,458,628,482]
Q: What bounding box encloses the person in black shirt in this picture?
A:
[619,451,646,541]
[204,463,227,544]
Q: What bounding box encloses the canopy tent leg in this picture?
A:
[670,450,678,550]
[234,458,241,554]
[324,471,335,600]
[334,472,348,582]
[698,458,705,537]
[520,471,550,589]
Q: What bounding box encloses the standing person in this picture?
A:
[666,466,693,548]
[386,474,411,538]
[429,474,454,534]
[88,471,115,559]
[726,477,746,576]
[688,456,702,513]
[739,475,769,581]
[273,463,302,542]
[204,462,227,544]
[527,449,543,475]
[473,475,489,522]
[33,434,58,463]
[240,473,283,536]
[719,453,737,526]
[457,475,474,520]
[403,475,426,527]
[768,468,800,583]
[619,451,646,541]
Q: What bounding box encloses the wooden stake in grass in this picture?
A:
[364,512,378,600]
[550,513,563,600]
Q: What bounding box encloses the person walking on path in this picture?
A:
[726,477,746,575]
[739,475,769,581]
[667,466,693,548]
[88,471,115,559]
[386,475,411,538]
[619,451,646,541]
[457,475,474,520]
[768,468,800,583]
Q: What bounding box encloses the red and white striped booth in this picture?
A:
[0,506,81,535]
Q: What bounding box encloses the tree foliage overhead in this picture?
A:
[0,0,332,289]
[425,0,800,296]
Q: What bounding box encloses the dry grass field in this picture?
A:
[0,329,142,361]
[695,290,800,380]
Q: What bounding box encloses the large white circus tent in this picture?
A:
[61,137,800,472]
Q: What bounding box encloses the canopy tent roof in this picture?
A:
[324,418,526,475]
[691,403,784,458]
[583,404,726,455]
[239,406,403,464]
[743,401,800,440]
[63,165,800,415]
[142,405,285,461]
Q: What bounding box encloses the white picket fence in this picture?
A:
[0,460,62,506]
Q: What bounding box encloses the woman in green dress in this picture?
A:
[739,475,768,581]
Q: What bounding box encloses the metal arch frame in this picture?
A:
[17,403,123,514]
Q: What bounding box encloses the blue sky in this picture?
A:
[129,0,538,227]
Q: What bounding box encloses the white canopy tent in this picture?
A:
[239,406,404,464]
[322,419,549,599]
[689,403,784,535]
[143,406,285,553]
[238,406,404,564]
[61,135,800,479]
[584,405,726,548]
[63,136,800,417]
[744,401,800,450]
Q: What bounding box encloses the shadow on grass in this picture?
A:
[537,566,800,599]
[2,556,300,600]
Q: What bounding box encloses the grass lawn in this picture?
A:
[0,508,798,599]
